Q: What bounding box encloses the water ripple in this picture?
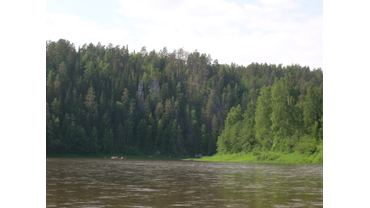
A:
[47,158,322,207]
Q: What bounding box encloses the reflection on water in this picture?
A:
[47,158,322,207]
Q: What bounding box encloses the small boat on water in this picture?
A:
[111,156,126,159]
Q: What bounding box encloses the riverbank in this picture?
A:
[184,150,323,164]
[46,154,188,160]
[47,150,323,165]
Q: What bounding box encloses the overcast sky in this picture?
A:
[46,0,322,69]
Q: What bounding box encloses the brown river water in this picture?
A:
[46,158,323,207]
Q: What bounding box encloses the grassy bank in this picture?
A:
[184,150,323,164]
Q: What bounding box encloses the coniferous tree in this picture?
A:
[156,119,164,152]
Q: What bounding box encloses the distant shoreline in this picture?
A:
[47,151,323,165]
[184,151,323,165]
[46,154,188,160]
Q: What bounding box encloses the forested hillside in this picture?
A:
[46,39,323,157]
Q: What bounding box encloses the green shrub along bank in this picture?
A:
[186,141,324,165]
[186,142,324,164]
[185,151,323,164]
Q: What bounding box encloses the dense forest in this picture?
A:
[46,39,323,157]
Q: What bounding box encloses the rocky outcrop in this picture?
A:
[138,79,159,111]
[148,80,159,100]
[138,80,145,111]
[214,93,222,114]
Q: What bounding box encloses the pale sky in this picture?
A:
[46,0,323,69]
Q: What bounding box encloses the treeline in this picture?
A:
[217,73,323,155]
[46,39,323,157]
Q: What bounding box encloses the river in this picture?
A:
[46,158,322,207]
